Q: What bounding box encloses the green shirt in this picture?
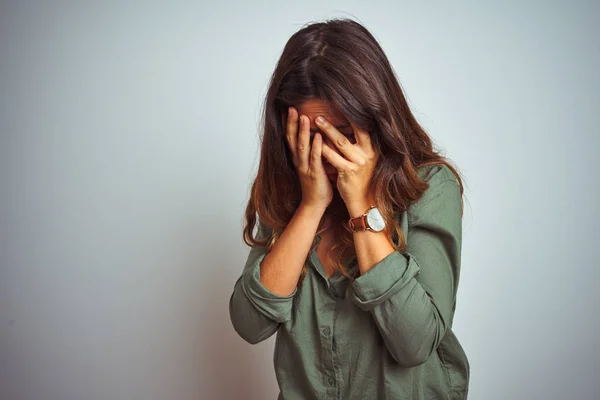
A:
[229,164,470,399]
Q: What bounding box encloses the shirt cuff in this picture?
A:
[242,252,297,323]
[350,251,421,311]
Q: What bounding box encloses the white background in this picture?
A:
[1,1,598,399]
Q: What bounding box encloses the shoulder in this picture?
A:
[256,217,274,241]
[415,163,459,186]
[409,163,462,216]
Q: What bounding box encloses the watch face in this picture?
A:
[366,207,385,232]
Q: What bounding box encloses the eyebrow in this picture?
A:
[309,124,351,133]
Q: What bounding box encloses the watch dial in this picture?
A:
[367,208,386,232]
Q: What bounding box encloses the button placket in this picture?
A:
[319,294,336,394]
[331,301,343,398]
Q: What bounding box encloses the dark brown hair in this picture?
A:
[243,17,464,283]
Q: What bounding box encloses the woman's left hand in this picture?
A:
[315,115,378,216]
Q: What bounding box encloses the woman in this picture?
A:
[229,18,469,399]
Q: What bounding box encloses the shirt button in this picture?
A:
[328,378,334,386]
[322,326,330,335]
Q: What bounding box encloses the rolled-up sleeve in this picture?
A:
[229,219,297,344]
[349,176,463,368]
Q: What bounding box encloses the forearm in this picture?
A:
[347,201,397,275]
[259,202,326,296]
[348,177,463,366]
[348,206,443,366]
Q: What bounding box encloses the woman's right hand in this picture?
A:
[286,107,333,211]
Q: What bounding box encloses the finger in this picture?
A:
[310,133,325,172]
[322,142,354,172]
[315,116,364,164]
[285,107,298,166]
[352,123,372,152]
[297,115,311,171]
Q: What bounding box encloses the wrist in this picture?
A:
[346,200,374,218]
[298,201,328,220]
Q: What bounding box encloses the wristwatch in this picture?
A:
[348,206,386,232]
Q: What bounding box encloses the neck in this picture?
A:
[324,191,348,221]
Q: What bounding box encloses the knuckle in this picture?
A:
[336,136,349,147]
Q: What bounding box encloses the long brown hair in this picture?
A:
[243,18,465,283]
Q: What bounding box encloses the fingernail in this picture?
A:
[316,116,325,124]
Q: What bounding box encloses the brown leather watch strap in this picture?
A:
[348,214,368,232]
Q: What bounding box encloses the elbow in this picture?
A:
[230,299,278,345]
[390,348,433,368]
[241,334,265,345]
[231,322,276,345]
[228,290,280,345]
[385,321,444,368]
[230,317,280,345]
[386,341,436,368]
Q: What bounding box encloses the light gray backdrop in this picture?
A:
[1,1,598,399]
